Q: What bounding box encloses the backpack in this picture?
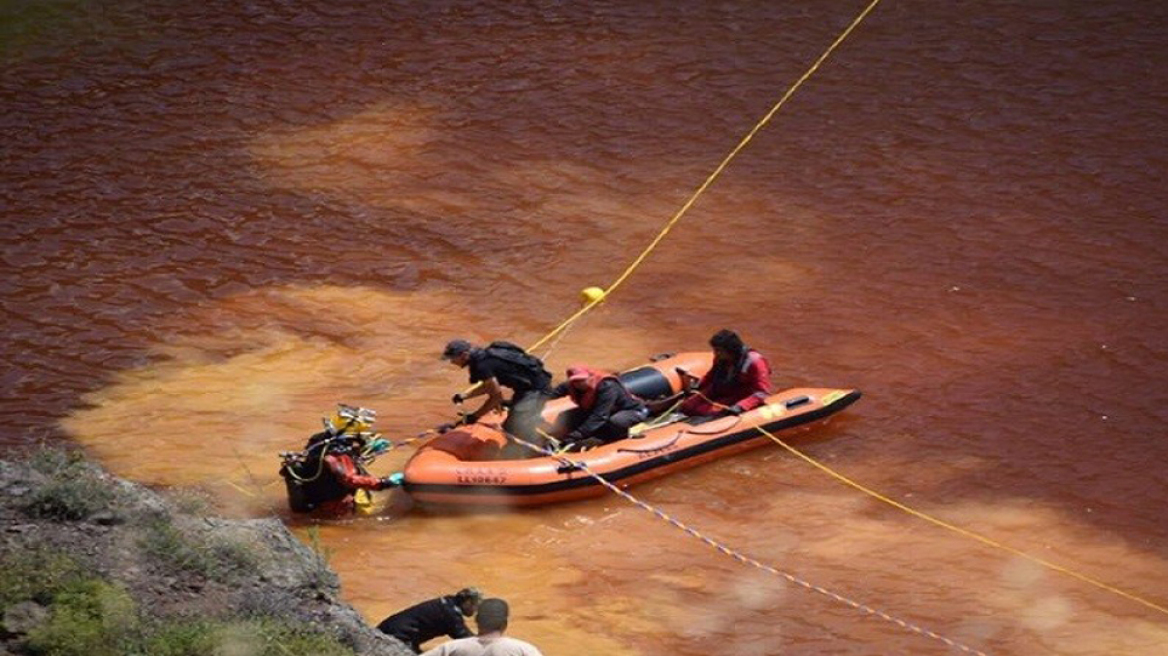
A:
[482,341,553,392]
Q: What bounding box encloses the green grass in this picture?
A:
[138,514,257,583]
[1,549,354,655]
[25,579,138,656]
[137,618,355,656]
[299,525,339,591]
[26,444,81,477]
[21,445,122,521]
[0,548,87,607]
[166,487,215,516]
[304,525,333,567]
[23,584,356,656]
[22,475,121,521]
[5,448,356,655]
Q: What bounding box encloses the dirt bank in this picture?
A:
[0,449,412,656]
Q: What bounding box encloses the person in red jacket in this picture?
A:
[282,433,394,516]
[317,443,393,515]
[548,365,649,449]
[677,329,773,417]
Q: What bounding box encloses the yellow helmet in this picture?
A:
[325,404,376,436]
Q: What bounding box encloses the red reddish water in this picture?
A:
[3,2,1167,654]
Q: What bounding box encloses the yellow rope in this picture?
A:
[528,0,884,354]
[521,430,989,655]
[753,422,1168,618]
[225,479,257,498]
[443,0,1166,623]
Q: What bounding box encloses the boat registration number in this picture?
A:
[454,467,509,485]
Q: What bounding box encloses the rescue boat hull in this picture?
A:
[401,353,860,508]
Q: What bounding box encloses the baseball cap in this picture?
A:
[441,339,472,360]
[455,587,483,603]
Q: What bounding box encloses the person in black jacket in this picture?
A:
[549,364,648,450]
[440,339,553,451]
[377,587,483,653]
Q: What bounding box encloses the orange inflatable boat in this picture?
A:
[401,353,860,507]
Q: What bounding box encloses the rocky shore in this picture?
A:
[0,447,412,656]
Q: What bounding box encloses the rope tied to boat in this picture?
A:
[752,425,1168,619]
[515,428,991,656]
[637,396,1168,619]
[408,0,1168,628]
[523,0,886,360]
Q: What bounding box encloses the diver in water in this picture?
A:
[280,406,395,515]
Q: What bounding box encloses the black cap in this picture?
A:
[455,587,483,603]
[442,339,473,360]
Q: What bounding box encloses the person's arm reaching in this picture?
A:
[325,455,387,490]
[467,377,505,423]
[548,381,570,399]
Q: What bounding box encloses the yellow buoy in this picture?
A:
[580,286,606,304]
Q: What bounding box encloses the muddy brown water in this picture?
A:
[3,1,1167,654]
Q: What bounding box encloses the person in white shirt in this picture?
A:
[421,598,544,656]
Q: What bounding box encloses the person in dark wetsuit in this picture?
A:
[548,364,648,449]
[281,433,394,516]
[377,587,483,654]
[440,339,553,452]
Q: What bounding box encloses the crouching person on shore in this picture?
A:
[421,598,543,656]
[378,588,482,653]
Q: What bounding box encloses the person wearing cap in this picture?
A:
[548,364,648,449]
[377,588,483,654]
[676,329,772,417]
[440,339,554,453]
[420,598,544,656]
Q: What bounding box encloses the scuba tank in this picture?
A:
[279,405,389,513]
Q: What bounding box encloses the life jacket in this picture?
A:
[709,347,762,390]
[477,341,553,392]
[567,368,624,411]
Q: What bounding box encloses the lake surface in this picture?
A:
[3,1,1166,654]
